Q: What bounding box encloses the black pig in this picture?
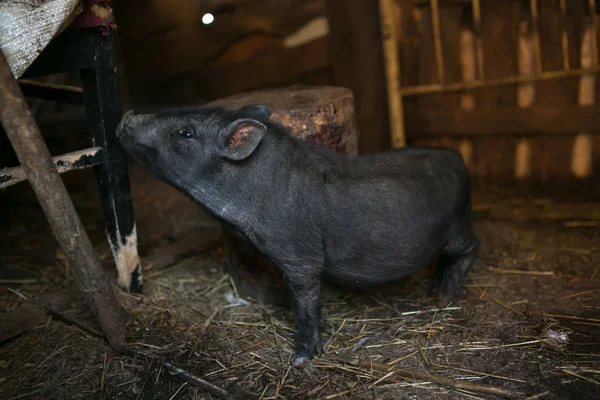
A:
[116,104,479,366]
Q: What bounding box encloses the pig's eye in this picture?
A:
[172,129,193,139]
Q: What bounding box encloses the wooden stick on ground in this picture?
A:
[45,306,235,400]
[321,355,528,399]
[160,360,234,400]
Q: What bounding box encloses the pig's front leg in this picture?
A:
[283,268,323,367]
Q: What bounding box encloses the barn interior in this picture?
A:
[1,0,600,399]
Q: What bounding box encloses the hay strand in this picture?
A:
[321,355,528,399]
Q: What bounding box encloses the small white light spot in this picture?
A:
[202,13,214,25]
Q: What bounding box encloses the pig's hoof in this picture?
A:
[440,284,462,306]
[439,293,457,308]
[292,355,309,368]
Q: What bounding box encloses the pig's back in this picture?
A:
[320,147,470,287]
[328,147,470,206]
[343,147,467,179]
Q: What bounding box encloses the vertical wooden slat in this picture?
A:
[588,0,599,68]
[413,3,464,162]
[559,0,570,71]
[379,0,406,148]
[531,0,581,181]
[459,20,476,172]
[415,3,464,112]
[515,16,535,180]
[436,4,471,159]
[459,27,476,111]
[529,0,543,74]
[472,1,520,180]
[517,21,535,110]
[478,1,520,108]
[472,0,484,80]
[395,0,422,143]
[430,0,445,84]
[578,25,595,107]
[572,24,595,178]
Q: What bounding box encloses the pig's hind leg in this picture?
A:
[436,234,480,306]
[282,268,324,367]
[427,254,451,295]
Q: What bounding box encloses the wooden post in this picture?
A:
[209,85,359,305]
[80,34,142,293]
[326,0,390,154]
[379,0,406,148]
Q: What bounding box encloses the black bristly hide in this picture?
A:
[116,103,480,367]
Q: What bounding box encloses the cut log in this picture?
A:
[208,85,359,305]
[210,85,358,154]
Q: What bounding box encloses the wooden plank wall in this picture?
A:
[409,0,600,182]
[529,0,581,181]
[325,0,390,153]
[110,0,599,182]
[410,1,465,162]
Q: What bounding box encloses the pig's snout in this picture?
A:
[122,109,135,122]
[116,110,153,139]
[116,110,136,138]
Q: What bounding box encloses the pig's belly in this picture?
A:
[322,223,446,288]
[323,254,436,288]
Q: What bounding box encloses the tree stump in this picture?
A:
[209,85,359,306]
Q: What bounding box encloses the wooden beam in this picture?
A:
[18,79,84,105]
[410,106,600,136]
[326,0,390,153]
[0,147,103,189]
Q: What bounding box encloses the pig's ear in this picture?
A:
[240,104,272,123]
[220,118,266,161]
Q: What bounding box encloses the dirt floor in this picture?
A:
[1,113,600,399]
